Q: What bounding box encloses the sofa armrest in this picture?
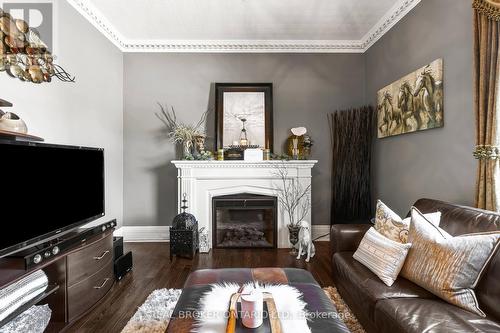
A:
[330,224,371,255]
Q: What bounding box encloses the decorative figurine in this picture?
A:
[287,127,313,159]
[296,220,315,262]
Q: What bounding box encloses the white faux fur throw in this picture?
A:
[192,283,311,333]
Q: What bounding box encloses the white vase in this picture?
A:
[241,289,263,328]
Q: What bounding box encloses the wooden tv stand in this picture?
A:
[0,228,115,332]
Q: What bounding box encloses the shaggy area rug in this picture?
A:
[122,286,365,333]
[323,287,366,333]
[121,288,182,333]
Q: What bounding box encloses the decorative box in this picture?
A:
[244,148,263,161]
[224,147,244,160]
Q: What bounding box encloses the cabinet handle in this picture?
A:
[93,250,110,260]
[93,278,110,289]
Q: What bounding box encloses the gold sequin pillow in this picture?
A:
[401,207,500,317]
[374,200,441,243]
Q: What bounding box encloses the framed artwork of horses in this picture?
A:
[377,58,443,138]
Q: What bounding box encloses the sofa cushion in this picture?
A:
[401,208,500,317]
[353,227,411,286]
[414,198,500,321]
[374,298,500,333]
[332,252,435,321]
[375,200,440,243]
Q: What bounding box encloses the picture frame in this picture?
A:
[215,83,273,152]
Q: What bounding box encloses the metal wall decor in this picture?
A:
[0,10,75,83]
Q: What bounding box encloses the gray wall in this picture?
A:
[123,53,365,226]
[0,1,124,227]
[123,0,475,226]
[365,0,474,216]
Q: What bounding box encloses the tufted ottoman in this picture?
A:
[166,268,349,332]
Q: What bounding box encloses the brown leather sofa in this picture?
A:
[331,198,500,333]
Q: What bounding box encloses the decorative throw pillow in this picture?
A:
[353,227,412,286]
[401,207,500,317]
[374,200,441,243]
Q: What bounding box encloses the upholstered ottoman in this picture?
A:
[166,268,349,332]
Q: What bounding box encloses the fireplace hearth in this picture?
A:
[212,193,277,248]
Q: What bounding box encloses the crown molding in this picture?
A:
[121,40,365,53]
[67,0,421,53]
[361,0,422,50]
[67,0,126,50]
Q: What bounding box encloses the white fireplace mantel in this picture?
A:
[172,160,318,250]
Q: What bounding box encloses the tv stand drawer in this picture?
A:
[67,258,114,322]
[67,232,113,287]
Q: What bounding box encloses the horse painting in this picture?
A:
[377,58,443,138]
[414,66,443,128]
[379,91,403,136]
[398,81,419,132]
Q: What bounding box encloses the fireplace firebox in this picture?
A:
[212,194,277,249]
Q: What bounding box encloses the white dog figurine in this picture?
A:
[296,220,315,262]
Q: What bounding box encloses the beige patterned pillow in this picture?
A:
[374,200,441,243]
[353,227,411,286]
[401,207,500,317]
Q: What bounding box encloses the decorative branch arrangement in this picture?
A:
[328,106,375,224]
[156,103,211,159]
[272,163,311,227]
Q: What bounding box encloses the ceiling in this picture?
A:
[68,0,421,53]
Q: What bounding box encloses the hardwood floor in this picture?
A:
[68,241,333,333]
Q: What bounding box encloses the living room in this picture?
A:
[0,0,498,332]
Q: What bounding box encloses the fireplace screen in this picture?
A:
[212,194,277,248]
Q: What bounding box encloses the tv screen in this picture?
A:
[0,141,105,258]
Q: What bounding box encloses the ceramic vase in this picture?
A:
[241,289,263,329]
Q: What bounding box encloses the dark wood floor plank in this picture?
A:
[69,242,333,333]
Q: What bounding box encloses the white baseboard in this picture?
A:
[312,225,331,241]
[115,225,330,242]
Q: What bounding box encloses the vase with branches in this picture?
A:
[156,103,208,159]
[272,163,311,254]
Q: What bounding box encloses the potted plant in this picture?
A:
[273,164,311,255]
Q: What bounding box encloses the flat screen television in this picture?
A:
[0,140,105,258]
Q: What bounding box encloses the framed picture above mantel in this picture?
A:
[215,83,273,152]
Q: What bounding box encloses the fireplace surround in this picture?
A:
[172,160,317,251]
[212,193,277,249]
